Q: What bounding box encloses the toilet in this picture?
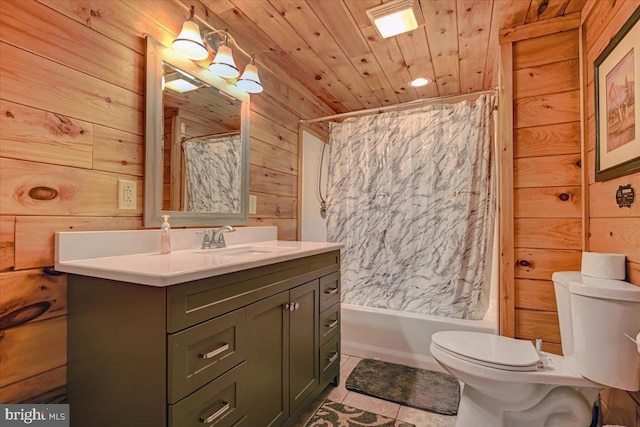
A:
[430,271,640,427]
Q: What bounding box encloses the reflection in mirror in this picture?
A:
[145,37,249,227]
[162,63,242,213]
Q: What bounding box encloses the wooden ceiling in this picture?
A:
[196,0,587,117]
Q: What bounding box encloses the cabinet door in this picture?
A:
[246,291,289,427]
[289,280,320,413]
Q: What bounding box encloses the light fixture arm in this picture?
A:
[201,28,254,62]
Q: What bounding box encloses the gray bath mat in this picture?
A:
[345,359,460,416]
[305,399,415,427]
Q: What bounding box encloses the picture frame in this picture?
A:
[594,7,640,182]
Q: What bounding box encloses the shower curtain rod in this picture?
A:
[300,88,498,125]
[181,130,240,143]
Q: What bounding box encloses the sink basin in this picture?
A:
[193,245,291,257]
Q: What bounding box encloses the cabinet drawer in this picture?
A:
[169,362,247,427]
[319,272,340,312]
[167,252,340,332]
[320,333,340,386]
[319,303,340,347]
[169,309,246,403]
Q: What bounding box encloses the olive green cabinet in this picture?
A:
[67,251,340,427]
[246,280,319,427]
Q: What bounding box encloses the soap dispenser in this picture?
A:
[160,215,171,254]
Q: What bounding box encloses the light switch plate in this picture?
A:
[249,194,257,214]
[118,179,137,209]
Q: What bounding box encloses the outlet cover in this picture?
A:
[118,179,137,209]
[249,194,257,214]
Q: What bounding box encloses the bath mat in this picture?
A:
[346,359,460,416]
[305,399,415,427]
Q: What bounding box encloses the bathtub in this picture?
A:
[341,302,498,372]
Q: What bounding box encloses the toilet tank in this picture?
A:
[569,275,640,391]
[552,271,582,356]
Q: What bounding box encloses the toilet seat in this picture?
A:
[431,331,541,372]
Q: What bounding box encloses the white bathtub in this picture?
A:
[341,302,498,372]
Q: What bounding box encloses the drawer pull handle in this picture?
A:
[325,287,338,295]
[326,319,338,328]
[327,352,338,364]
[199,343,229,360]
[200,401,230,424]
[294,302,300,310]
[285,303,290,311]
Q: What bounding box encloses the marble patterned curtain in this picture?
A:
[183,135,241,213]
[326,95,495,320]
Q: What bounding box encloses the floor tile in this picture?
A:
[326,382,349,403]
[340,355,361,379]
[396,406,457,427]
[342,391,401,419]
[340,353,351,367]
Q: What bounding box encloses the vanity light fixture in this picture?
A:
[409,77,431,87]
[172,6,209,60]
[237,54,263,94]
[366,0,425,39]
[173,5,264,94]
[209,33,240,79]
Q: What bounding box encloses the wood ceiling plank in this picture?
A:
[525,0,570,24]
[565,0,587,14]
[457,0,493,93]
[229,0,363,112]
[271,0,380,109]
[200,0,235,15]
[359,25,419,103]
[500,11,580,43]
[348,53,401,105]
[342,0,402,105]
[395,27,439,99]
[310,0,372,57]
[420,0,461,95]
[497,0,531,29]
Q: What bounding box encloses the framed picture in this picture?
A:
[594,7,640,182]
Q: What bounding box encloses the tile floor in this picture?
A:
[294,354,457,427]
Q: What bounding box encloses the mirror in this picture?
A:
[144,37,250,227]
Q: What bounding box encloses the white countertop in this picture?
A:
[55,240,342,286]
[54,228,342,287]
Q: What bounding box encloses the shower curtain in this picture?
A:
[183,135,242,213]
[326,95,495,320]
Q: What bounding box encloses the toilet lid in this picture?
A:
[431,331,541,371]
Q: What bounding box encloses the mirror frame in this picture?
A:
[144,36,250,227]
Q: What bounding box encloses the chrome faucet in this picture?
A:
[212,225,235,248]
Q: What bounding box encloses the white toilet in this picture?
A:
[430,271,640,427]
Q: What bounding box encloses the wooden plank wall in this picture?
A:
[581,1,640,424]
[582,1,640,285]
[500,17,583,354]
[0,0,331,403]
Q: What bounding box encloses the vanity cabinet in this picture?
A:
[67,251,340,427]
[246,280,319,427]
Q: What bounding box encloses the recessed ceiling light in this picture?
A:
[163,71,202,93]
[366,0,425,39]
[410,77,431,87]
